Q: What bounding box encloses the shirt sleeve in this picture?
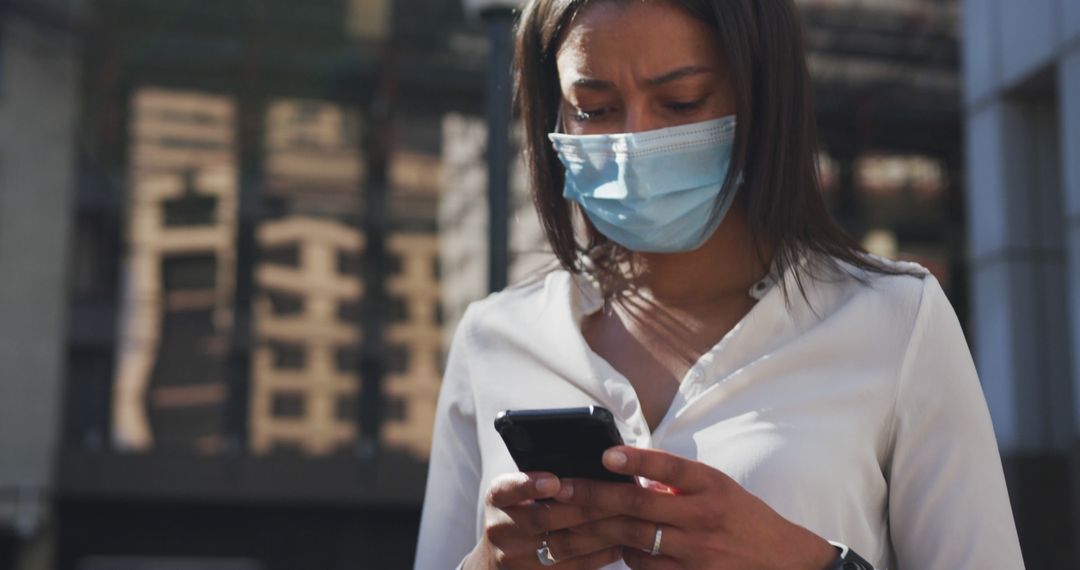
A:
[414,305,483,570]
[887,275,1025,569]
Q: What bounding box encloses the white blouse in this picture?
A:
[414,256,1025,570]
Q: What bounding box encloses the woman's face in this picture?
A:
[555,1,737,136]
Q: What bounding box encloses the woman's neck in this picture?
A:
[622,196,770,311]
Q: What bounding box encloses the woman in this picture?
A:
[416,0,1024,568]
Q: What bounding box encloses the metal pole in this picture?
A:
[482,8,514,294]
[224,19,266,455]
[356,44,398,458]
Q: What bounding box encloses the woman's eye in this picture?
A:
[573,108,607,122]
[667,99,706,113]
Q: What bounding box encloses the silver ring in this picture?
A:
[537,535,558,566]
[650,525,663,556]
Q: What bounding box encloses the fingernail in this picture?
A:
[605,449,627,467]
[555,481,574,500]
[647,481,675,494]
[536,477,559,494]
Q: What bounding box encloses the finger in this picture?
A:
[542,528,621,564]
[571,518,687,559]
[621,546,681,570]
[563,547,623,570]
[504,502,613,534]
[499,535,621,570]
[487,472,561,508]
[603,447,711,494]
[554,478,683,526]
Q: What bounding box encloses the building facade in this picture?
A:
[962,0,1080,565]
[0,1,80,568]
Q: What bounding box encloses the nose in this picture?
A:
[622,102,661,134]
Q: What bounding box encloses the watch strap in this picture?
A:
[825,541,874,570]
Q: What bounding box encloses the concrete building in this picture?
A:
[962,0,1080,565]
[438,113,552,342]
[0,0,464,566]
[114,87,238,453]
[382,231,445,458]
[251,99,366,457]
[251,216,364,456]
[105,90,450,461]
[0,1,80,567]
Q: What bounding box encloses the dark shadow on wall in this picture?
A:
[0,532,16,570]
[1004,451,1075,568]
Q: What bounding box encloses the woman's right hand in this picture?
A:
[463,472,623,569]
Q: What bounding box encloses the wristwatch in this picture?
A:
[825,541,874,570]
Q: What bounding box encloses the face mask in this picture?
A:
[549,116,740,253]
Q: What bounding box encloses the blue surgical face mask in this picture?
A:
[548,115,740,253]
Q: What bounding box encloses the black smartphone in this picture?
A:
[494,405,635,484]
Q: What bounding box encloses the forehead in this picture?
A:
[555,1,723,82]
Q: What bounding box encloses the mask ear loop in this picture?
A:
[554,105,565,134]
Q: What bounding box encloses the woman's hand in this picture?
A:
[463,471,624,569]
[553,447,839,570]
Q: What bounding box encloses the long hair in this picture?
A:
[512,0,922,303]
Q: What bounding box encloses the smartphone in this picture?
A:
[494,405,636,484]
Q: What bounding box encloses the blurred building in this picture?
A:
[251,100,367,457]
[114,87,238,454]
[962,0,1080,566]
[52,0,469,568]
[250,215,364,456]
[437,114,491,353]
[0,1,80,568]
[438,114,551,339]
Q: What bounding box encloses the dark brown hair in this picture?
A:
[512,0,921,303]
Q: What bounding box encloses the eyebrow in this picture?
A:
[645,65,712,86]
[570,65,712,91]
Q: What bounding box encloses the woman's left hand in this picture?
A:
[553,446,839,570]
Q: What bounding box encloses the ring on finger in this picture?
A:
[537,532,558,567]
[649,525,663,556]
